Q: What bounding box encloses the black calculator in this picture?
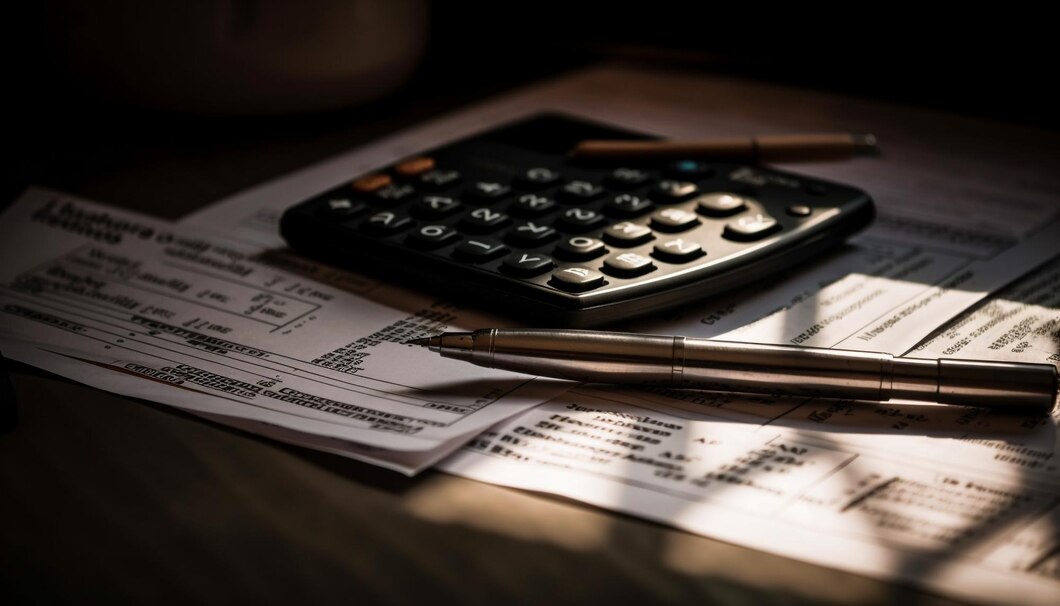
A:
[280,113,874,327]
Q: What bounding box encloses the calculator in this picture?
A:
[280,113,874,327]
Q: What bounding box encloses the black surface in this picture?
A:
[0,353,16,434]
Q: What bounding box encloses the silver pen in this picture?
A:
[407,329,1059,411]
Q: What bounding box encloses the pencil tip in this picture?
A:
[852,133,880,155]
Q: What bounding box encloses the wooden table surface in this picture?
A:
[1,63,965,605]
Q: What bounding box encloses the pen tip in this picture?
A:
[405,337,432,347]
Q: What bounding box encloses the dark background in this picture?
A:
[4,3,1056,209]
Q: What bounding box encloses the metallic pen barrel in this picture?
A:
[413,329,1058,411]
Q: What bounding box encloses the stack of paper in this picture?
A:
[0,187,574,474]
[3,66,1059,604]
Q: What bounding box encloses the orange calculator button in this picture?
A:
[351,173,392,193]
[394,156,436,177]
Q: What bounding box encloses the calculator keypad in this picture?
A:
[303,159,824,296]
[605,194,653,218]
[650,208,700,232]
[510,193,557,217]
[653,238,705,262]
[516,167,561,190]
[696,192,748,216]
[361,211,412,235]
[723,213,781,241]
[302,152,833,299]
[558,181,604,203]
[461,208,510,233]
[407,224,460,249]
[395,157,436,177]
[604,252,655,277]
[455,238,508,262]
[606,168,651,190]
[603,222,653,246]
[282,114,873,326]
[374,183,416,204]
[507,222,558,246]
[556,208,606,233]
[352,173,392,193]
[652,180,698,202]
[419,169,461,191]
[555,236,608,261]
[412,196,463,219]
[467,181,511,202]
[551,266,605,292]
[503,252,554,276]
[317,196,367,220]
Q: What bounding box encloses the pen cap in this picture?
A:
[937,359,1058,410]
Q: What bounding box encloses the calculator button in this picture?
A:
[509,193,557,218]
[373,183,417,204]
[407,224,460,249]
[604,193,653,218]
[555,236,607,260]
[695,192,748,217]
[461,208,511,233]
[467,181,512,203]
[723,213,781,241]
[454,238,508,262]
[351,173,392,193]
[558,180,604,203]
[316,196,367,220]
[361,211,412,235]
[418,169,462,191]
[653,238,705,262]
[550,267,605,292]
[653,180,699,202]
[411,196,463,219]
[603,252,656,277]
[507,221,558,246]
[605,167,651,190]
[515,167,561,190]
[787,204,812,217]
[603,221,654,247]
[394,157,436,178]
[650,207,700,232]
[666,160,715,179]
[556,208,606,233]
[502,252,555,277]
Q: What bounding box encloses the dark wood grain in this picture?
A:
[1,367,963,605]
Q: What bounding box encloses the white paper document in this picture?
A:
[914,255,1060,366]
[0,188,567,472]
[0,338,477,474]
[440,383,1060,606]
